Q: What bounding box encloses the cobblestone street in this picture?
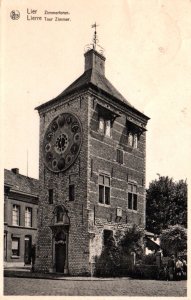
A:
[4,277,187,296]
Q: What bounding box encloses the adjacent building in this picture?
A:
[35,40,149,275]
[4,168,39,267]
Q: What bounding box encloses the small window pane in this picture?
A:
[25,207,32,227]
[12,205,20,226]
[133,185,137,193]
[12,238,19,256]
[57,208,64,222]
[128,193,132,209]
[117,149,123,164]
[69,184,75,201]
[133,194,137,210]
[128,132,133,146]
[105,187,110,205]
[99,117,104,131]
[49,189,53,204]
[98,175,104,185]
[128,183,132,192]
[99,185,104,203]
[104,176,110,186]
[105,120,111,137]
[134,134,138,148]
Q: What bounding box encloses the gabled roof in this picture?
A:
[4,169,39,197]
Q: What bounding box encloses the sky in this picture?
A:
[2,0,191,187]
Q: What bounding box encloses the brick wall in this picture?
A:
[35,92,91,275]
[87,93,147,262]
[36,88,148,275]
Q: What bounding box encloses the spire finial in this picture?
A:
[84,23,104,55]
[91,22,99,50]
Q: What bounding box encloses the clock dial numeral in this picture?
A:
[71,143,79,154]
[51,121,58,132]
[57,158,65,170]
[71,122,79,133]
[67,116,72,124]
[46,131,53,141]
[58,115,65,127]
[45,143,51,152]
[46,152,53,162]
[65,154,72,165]
[52,159,58,168]
[74,133,80,143]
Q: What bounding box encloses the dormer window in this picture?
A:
[128,132,138,149]
[99,117,111,137]
[97,104,119,138]
[126,118,146,149]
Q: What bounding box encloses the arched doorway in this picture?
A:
[50,205,70,274]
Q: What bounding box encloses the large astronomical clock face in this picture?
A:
[43,113,82,172]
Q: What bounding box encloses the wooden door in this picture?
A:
[24,236,32,265]
[55,243,66,273]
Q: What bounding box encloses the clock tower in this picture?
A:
[35,31,149,275]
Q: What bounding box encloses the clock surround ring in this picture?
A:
[43,112,82,173]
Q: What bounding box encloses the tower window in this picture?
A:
[116,149,123,164]
[98,174,110,205]
[99,117,111,137]
[128,183,138,211]
[48,189,53,204]
[69,184,75,201]
[128,132,138,149]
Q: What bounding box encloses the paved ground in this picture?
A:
[4,276,187,296]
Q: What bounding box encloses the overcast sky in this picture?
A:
[2,0,191,187]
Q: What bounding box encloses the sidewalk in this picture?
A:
[4,267,128,281]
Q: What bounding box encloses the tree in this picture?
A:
[117,225,144,258]
[160,225,187,257]
[146,176,187,234]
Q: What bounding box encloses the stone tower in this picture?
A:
[35,42,149,275]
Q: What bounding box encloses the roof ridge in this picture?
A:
[4,169,39,181]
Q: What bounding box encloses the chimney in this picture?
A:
[11,168,19,174]
[84,49,106,75]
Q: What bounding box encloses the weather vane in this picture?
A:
[91,22,99,50]
[84,23,104,54]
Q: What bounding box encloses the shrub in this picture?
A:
[142,253,156,265]
[94,234,120,277]
[133,264,159,279]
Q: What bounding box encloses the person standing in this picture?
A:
[182,258,187,278]
[30,244,36,272]
[167,255,175,281]
[175,257,183,280]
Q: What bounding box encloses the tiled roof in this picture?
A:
[57,69,133,107]
[4,169,39,197]
[36,69,141,113]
